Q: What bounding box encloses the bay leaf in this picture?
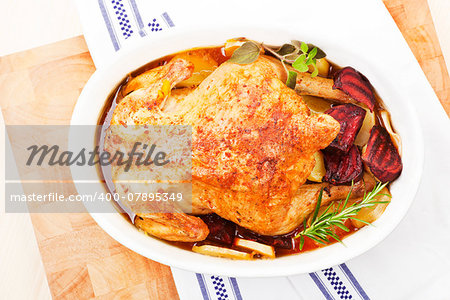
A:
[276,44,296,56]
[228,41,261,64]
[284,53,300,64]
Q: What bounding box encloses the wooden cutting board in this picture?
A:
[0,0,448,299]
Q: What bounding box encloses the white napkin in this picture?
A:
[75,0,450,299]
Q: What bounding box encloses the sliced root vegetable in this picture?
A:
[325,104,366,153]
[192,245,253,260]
[333,67,376,111]
[308,151,326,182]
[354,109,376,147]
[379,110,402,155]
[199,214,236,246]
[362,126,402,182]
[234,238,275,258]
[323,145,364,185]
[302,95,332,113]
[351,187,391,228]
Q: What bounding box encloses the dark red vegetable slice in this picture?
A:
[200,214,236,246]
[323,145,364,185]
[362,126,402,182]
[325,104,366,153]
[333,67,376,111]
[236,226,294,250]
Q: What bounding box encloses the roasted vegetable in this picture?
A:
[333,67,376,111]
[192,245,252,259]
[351,187,391,228]
[234,238,275,258]
[362,126,402,182]
[308,58,330,77]
[379,110,402,154]
[200,214,236,246]
[323,145,364,185]
[236,226,294,250]
[325,104,366,153]
[302,95,332,113]
[295,71,354,103]
[354,109,376,146]
[307,151,326,182]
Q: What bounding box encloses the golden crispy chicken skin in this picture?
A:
[183,57,340,235]
[108,55,340,240]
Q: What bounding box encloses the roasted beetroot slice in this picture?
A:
[200,214,236,246]
[325,104,366,153]
[323,145,364,185]
[333,67,376,111]
[362,126,402,182]
[236,226,294,250]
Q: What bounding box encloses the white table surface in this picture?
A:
[0,0,448,299]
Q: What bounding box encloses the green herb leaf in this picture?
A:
[333,222,350,232]
[309,47,318,59]
[276,44,296,56]
[310,188,323,224]
[228,41,261,64]
[299,236,305,251]
[292,54,309,72]
[306,43,327,59]
[300,42,309,54]
[296,181,390,250]
[311,63,319,78]
[264,40,327,83]
[286,71,298,89]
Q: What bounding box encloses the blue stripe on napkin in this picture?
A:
[128,0,146,36]
[309,263,370,299]
[196,273,211,300]
[194,263,368,300]
[310,272,334,300]
[196,274,242,300]
[98,0,120,51]
[161,12,175,27]
[339,264,370,300]
[229,277,243,300]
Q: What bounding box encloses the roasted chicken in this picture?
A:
[106,54,353,241]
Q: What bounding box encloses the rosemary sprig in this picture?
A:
[296,182,391,250]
